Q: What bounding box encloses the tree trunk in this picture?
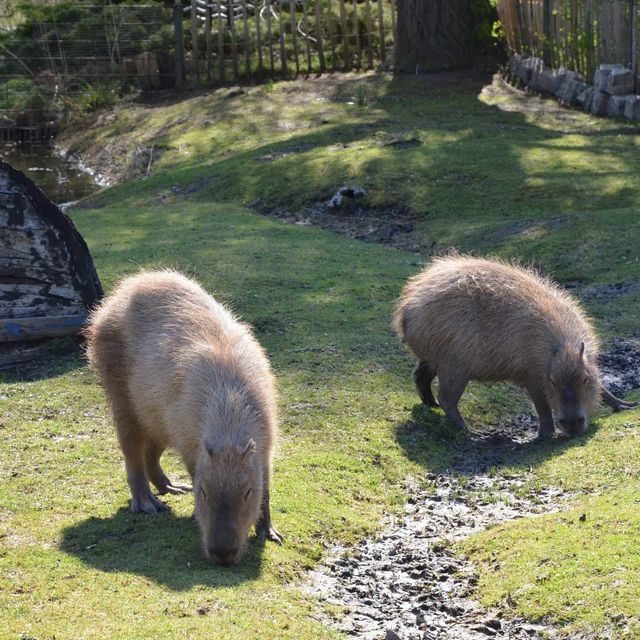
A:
[394,0,474,74]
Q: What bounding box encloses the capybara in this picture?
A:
[85,270,282,565]
[394,255,636,439]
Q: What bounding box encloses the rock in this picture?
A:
[536,68,567,94]
[386,630,401,640]
[556,72,587,105]
[590,90,609,116]
[521,56,544,87]
[624,95,640,120]
[607,68,634,95]
[577,86,594,111]
[607,94,627,118]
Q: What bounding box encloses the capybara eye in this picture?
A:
[244,489,252,501]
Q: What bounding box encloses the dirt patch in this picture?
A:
[253,198,434,254]
[304,341,639,640]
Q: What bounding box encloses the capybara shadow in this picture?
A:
[59,508,265,590]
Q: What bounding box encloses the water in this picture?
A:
[0,143,100,205]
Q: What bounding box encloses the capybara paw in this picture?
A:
[257,523,284,545]
[131,493,168,514]
[158,482,192,495]
[535,428,555,442]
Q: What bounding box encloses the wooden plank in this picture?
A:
[327,0,337,71]
[338,0,350,70]
[389,0,396,45]
[265,1,275,78]
[173,0,185,88]
[289,0,301,75]
[255,0,264,79]
[302,0,312,74]
[278,0,288,74]
[0,314,86,342]
[218,4,226,82]
[364,0,374,68]
[377,0,386,62]
[229,0,239,81]
[314,0,326,73]
[242,0,252,80]
[191,0,200,85]
[352,0,362,68]
[205,0,212,82]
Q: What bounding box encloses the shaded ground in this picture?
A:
[305,342,640,640]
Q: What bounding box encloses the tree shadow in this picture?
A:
[59,507,266,591]
[394,394,599,478]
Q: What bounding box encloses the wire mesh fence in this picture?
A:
[0,0,396,140]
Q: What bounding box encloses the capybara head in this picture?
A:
[546,341,600,437]
[194,440,263,566]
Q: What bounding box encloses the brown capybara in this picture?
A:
[85,270,282,565]
[394,255,636,439]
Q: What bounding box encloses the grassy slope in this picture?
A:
[2,72,640,638]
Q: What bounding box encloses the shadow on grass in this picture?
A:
[0,336,85,383]
[59,507,265,590]
[395,399,599,477]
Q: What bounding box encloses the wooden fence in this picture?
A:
[497,0,639,83]
[176,0,396,87]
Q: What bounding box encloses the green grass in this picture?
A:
[2,71,640,638]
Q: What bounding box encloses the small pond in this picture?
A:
[0,143,100,204]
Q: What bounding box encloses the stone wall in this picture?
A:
[508,54,640,121]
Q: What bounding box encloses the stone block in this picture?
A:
[607,68,634,95]
[590,90,609,116]
[515,56,544,86]
[624,95,640,120]
[593,68,612,92]
[557,77,587,105]
[577,86,594,111]
[508,54,522,76]
[536,69,566,95]
[607,94,627,117]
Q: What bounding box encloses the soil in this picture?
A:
[304,340,639,640]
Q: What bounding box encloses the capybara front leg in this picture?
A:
[436,370,470,432]
[413,360,438,407]
[144,440,192,495]
[112,408,167,514]
[528,388,555,441]
[255,478,283,545]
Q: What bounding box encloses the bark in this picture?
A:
[394,0,474,73]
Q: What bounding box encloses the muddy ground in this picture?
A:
[305,345,639,640]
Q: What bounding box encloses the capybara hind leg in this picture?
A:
[255,480,283,545]
[413,361,438,407]
[144,440,192,495]
[436,370,469,431]
[528,388,555,441]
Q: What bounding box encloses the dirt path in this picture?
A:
[305,341,640,640]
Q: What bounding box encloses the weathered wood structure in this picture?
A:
[0,160,102,341]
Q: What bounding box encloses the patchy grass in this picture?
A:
[2,71,639,638]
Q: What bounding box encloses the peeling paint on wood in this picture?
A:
[0,160,102,342]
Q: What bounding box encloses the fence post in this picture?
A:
[173,0,185,89]
[542,0,552,65]
[631,0,638,91]
[191,0,199,85]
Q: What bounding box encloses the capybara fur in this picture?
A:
[394,255,636,439]
[85,270,282,565]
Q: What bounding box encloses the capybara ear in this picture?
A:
[240,439,256,459]
[578,341,585,360]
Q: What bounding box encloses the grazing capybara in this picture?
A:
[394,255,636,439]
[85,270,282,565]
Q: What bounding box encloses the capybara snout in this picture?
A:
[195,441,263,565]
[86,269,283,564]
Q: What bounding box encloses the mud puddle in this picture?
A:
[305,342,639,640]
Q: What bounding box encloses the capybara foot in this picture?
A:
[157,480,192,495]
[535,425,555,442]
[256,522,284,545]
[131,492,167,514]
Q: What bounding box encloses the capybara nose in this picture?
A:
[210,546,239,566]
[559,416,585,434]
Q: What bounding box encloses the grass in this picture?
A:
[2,70,640,638]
